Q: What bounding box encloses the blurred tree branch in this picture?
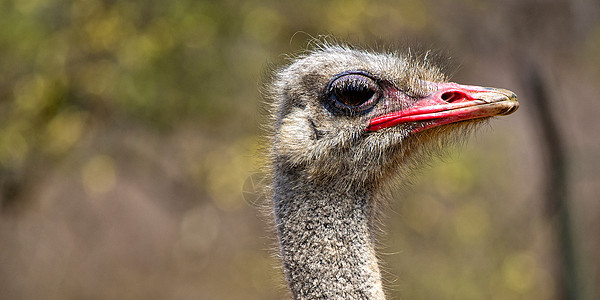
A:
[523,63,581,300]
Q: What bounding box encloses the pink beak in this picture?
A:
[366,82,519,132]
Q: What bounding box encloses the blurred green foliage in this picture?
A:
[0,0,438,205]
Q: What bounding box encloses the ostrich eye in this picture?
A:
[328,73,380,109]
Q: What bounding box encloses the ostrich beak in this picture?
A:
[367,82,519,132]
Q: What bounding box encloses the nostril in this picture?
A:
[440,91,464,103]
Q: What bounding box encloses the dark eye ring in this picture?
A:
[327,72,380,112]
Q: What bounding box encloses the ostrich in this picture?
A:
[266,44,518,299]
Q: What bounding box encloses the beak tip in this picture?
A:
[497,88,518,102]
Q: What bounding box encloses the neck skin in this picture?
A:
[272,167,385,299]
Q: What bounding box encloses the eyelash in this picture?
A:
[327,72,381,113]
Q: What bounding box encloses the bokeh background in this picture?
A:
[1,0,599,299]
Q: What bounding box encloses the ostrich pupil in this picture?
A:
[334,83,375,106]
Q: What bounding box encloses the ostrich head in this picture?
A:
[267,44,518,299]
[270,45,518,189]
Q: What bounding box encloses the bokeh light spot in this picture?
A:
[45,111,86,155]
[452,201,490,244]
[15,0,44,15]
[327,0,368,33]
[13,74,50,115]
[205,137,256,211]
[502,252,537,293]
[434,159,475,198]
[179,205,220,254]
[82,154,117,196]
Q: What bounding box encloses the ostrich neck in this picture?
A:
[273,167,385,299]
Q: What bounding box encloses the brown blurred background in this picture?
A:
[1,0,599,299]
